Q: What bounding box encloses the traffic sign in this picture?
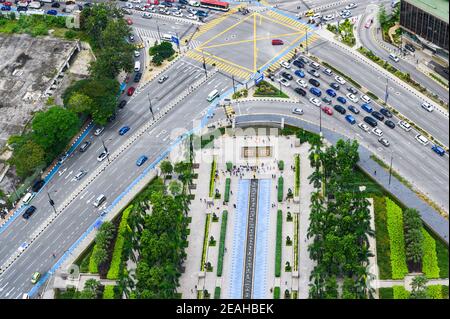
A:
[254,73,264,85]
[171,35,179,46]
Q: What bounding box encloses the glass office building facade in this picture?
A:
[400,0,449,52]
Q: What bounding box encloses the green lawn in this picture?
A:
[378,287,393,299]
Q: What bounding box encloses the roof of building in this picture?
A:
[404,0,449,23]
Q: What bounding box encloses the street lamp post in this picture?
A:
[101,139,110,163]
[47,190,57,215]
[305,24,309,55]
[147,92,155,121]
[201,50,208,77]
[384,78,389,104]
[388,152,394,186]
[319,105,322,134]
[232,75,236,95]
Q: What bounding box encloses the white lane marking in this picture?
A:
[0,282,9,292]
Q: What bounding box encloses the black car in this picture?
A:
[299,56,308,64]
[347,86,357,95]
[51,2,61,8]
[268,73,275,81]
[294,87,307,96]
[307,69,319,77]
[385,119,396,129]
[134,72,142,83]
[281,72,293,81]
[364,116,377,127]
[405,44,415,52]
[79,141,91,153]
[371,111,385,121]
[22,206,36,220]
[379,108,392,118]
[118,100,127,109]
[322,96,332,105]
[31,180,45,193]
[293,60,304,68]
[347,105,360,114]
[164,1,173,7]
[17,6,27,11]
[330,82,340,90]
[333,104,346,114]
[308,78,320,87]
[107,113,116,123]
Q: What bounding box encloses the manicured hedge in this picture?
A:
[214,287,221,299]
[442,286,449,299]
[434,235,449,278]
[224,178,231,203]
[393,286,410,299]
[216,211,228,277]
[277,177,284,203]
[373,196,392,279]
[278,160,284,171]
[426,285,442,299]
[293,213,299,272]
[379,287,394,299]
[226,162,232,171]
[200,214,211,271]
[88,245,99,273]
[209,158,216,198]
[421,228,440,279]
[273,286,280,299]
[386,198,408,279]
[107,205,133,280]
[275,210,282,277]
[103,285,116,299]
[294,155,300,196]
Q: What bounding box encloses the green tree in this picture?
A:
[67,92,94,114]
[160,161,173,175]
[323,275,339,299]
[169,181,182,196]
[403,208,423,267]
[410,275,428,299]
[78,279,101,299]
[9,140,45,179]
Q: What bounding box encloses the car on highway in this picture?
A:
[431,145,445,156]
[322,106,333,116]
[345,114,356,124]
[118,100,127,109]
[310,61,320,70]
[398,120,412,131]
[330,82,340,90]
[389,53,399,62]
[294,69,305,78]
[127,87,135,96]
[119,126,130,136]
[294,87,307,96]
[379,108,392,118]
[281,72,293,80]
[333,104,346,114]
[334,76,346,85]
[93,194,107,208]
[97,151,109,162]
[187,13,199,20]
[326,88,336,97]
[309,87,321,97]
[272,39,284,45]
[347,86,358,95]
[372,127,383,137]
[134,50,141,57]
[384,120,395,129]
[51,2,60,8]
[134,72,143,82]
[1,5,11,11]
[421,102,433,112]
[364,116,377,127]
[371,111,384,121]
[31,272,41,284]
[136,155,149,166]
[358,122,370,132]
[47,9,57,15]
[322,14,334,21]
[361,103,373,113]
[142,12,152,18]
[309,97,321,107]
[405,44,416,52]
[345,3,357,10]
[323,68,333,76]
[158,75,168,83]
[308,69,320,78]
[322,96,332,105]
[346,93,358,103]
[278,78,290,87]
[337,96,347,104]
[74,170,87,181]
[415,134,429,146]
[94,127,105,136]
[293,60,304,68]
[292,108,304,115]
[361,94,371,103]
[79,141,91,153]
[126,18,133,25]
[347,105,359,114]
[22,206,37,220]
[296,79,307,88]
[378,137,390,147]
[31,179,45,193]
[309,78,320,87]
[280,61,290,69]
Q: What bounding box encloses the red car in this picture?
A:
[126,18,133,25]
[322,106,333,116]
[272,39,284,45]
[4,1,12,5]
[127,87,135,96]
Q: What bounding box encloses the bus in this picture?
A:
[199,0,229,11]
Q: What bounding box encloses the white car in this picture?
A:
[142,12,152,18]
[18,242,29,252]
[398,120,412,131]
[361,94,371,103]
[172,11,183,17]
[421,102,434,112]
[312,13,321,20]
[378,137,390,147]
[345,3,357,10]
[158,75,168,83]
[323,68,333,76]
[340,10,350,16]
[323,14,334,21]
[296,79,308,88]
[73,170,87,181]
[292,108,304,115]
[97,151,109,162]
[415,134,429,146]
[335,76,346,85]
[309,97,321,107]
[358,122,370,132]
[130,0,141,3]
[94,127,105,136]
[134,50,140,57]
[278,78,290,87]
[346,93,359,103]
[281,61,291,69]
[372,127,383,137]
[187,13,198,20]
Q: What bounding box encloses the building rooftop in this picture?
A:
[405,0,449,23]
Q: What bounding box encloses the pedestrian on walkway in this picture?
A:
[374,170,377,176]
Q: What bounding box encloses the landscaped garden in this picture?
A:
[253,81,289,98]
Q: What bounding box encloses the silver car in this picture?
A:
[292,108,304,115]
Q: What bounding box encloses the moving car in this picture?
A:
[272,39,284,45]
[309,97,321,107]
[333,104,346,114]
[79,141,91,153]
[326,88,336,97]
[323,14,334,21]
[371,111,384,121]
[126,18,133,25]
[134,72,142,82]
[372,127,383,137]
[405,44,415,52]
[136,155,149,166]
[119,126,130,136]
[292,108,304,115]
[22,206,37,220]
[415,134,429,146]
[421,102,433,112]
[309,87,321,97]
[74,170,87,181]
[345,114,356,124]
[378,137,390,147]
[134,50,141,57]
[31,272,41,284]
[389,53,399,62]
[94,127,105,136]
[322,106,333,116]
[309,78,320,87]
[93,194,106,207]
[345,3,357,10]
[346,93,358,103]
[347,105,359,114]
[97,151,109,162]
[384,120,395,129]
[127,87,135,96]
[31,180,45,193]
[398,120,412,131]
[158,75,168,83]
[334,76,346,85]
[296,79,307,88]
[337,96,346,104]
[431,145,445,156]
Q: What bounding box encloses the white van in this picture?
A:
[93,194,106,208]
[162,34,172,42]
[310,62,320,70]
[389,53,399,62]
[22,192,35,205]
[134,61,141,72]
[207,89,220,102]
[189,0,200,7]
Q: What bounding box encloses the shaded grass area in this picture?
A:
[378,287,393,299]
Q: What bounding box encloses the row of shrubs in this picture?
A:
[294,155,300,196]
[421,229,440,279]
[277,177,284,202]
[200,214,211,271]
[216,211,228,277]
[275,210,283,277]
[224,178,231,203]
[209,158,216,198]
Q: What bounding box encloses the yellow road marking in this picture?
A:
[261,13,304,32]
[194,48,254,74]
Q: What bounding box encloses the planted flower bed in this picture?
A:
[421,228,440,279]
[217,211,228,276]
[275,210,282,277]
[293,213,299,272]
[200,213,211,271]
[224,178,231,203]
[277,177,284,203]
[294,155,300,196]
[209,157,216,198]
[386,198,408,279]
